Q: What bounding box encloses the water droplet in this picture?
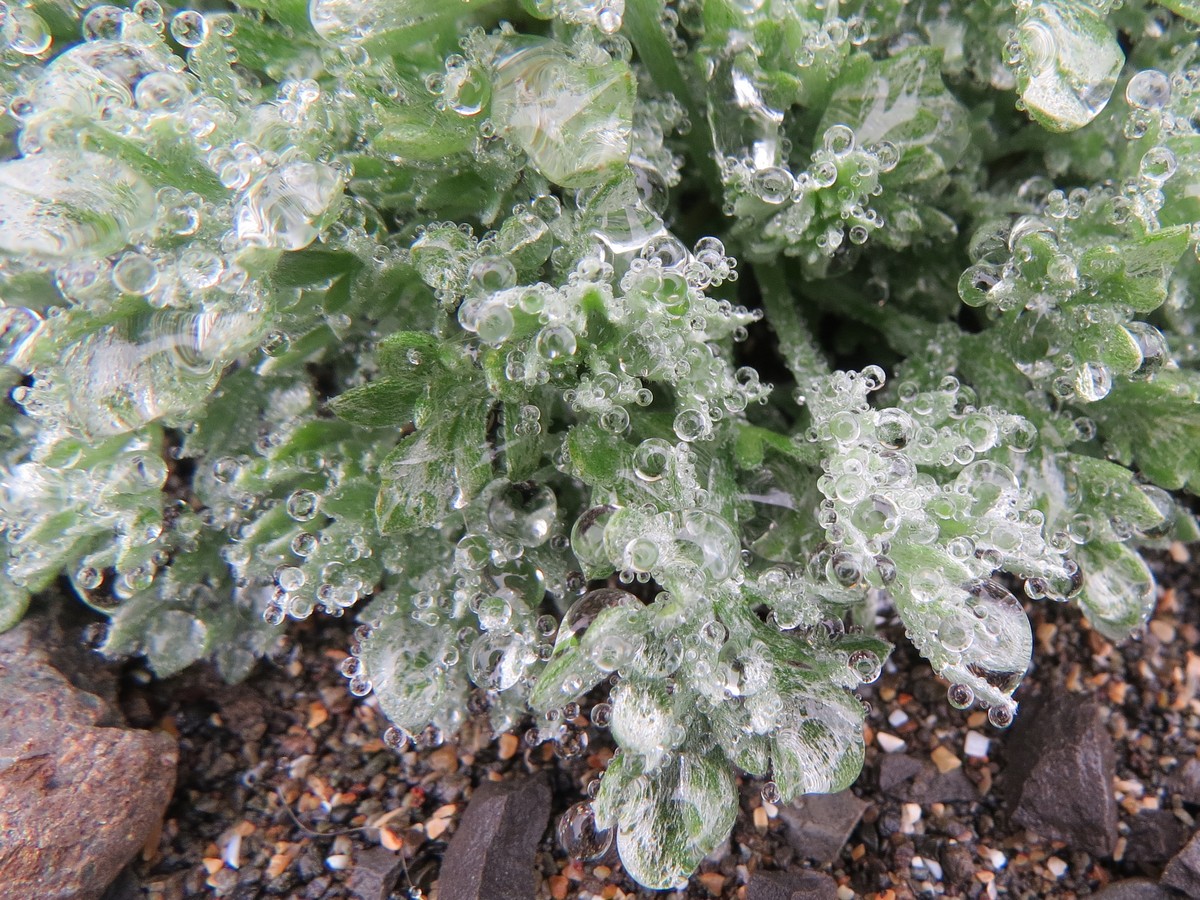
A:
[761,781,782,804]
[987,705,1014,728]
[287,489,321,522]
[1125,69,1170,109]
[848,649,882,683]
[557,801,613,861]
[947,683,974,709]
[170,10,208,47]
[556,588,641,651]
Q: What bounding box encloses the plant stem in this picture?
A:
[755,263,830,387]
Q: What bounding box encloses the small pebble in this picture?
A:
[900,803,922,834]
[325,853,351,870]
[888,709,909,727]
[964,730,990,758]
[931,745,962,773]
[1046,856,1068,878]
[877,732,906,753]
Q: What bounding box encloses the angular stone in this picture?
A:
[1123,810,1187,863]
[436,773,551,900]
[877,753,978,804]
[349,846,406,900]
[1003,692,1118,856]
[0,620,178,900]
[1168,758,1200,805]
[777,790,868,864]
[746,870,838,900]
[1090,879,1173,900]
[1162,829,1200,896]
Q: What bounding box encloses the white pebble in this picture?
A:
[965,730,991,758]
[888,709,909,727]
[984,847,1007,870]
[912,854,944,881]
[1046,856,1068,878]
[877,732,906,753]
[325,853,352,870]
[900,802,922,834]
[221,832,241,870]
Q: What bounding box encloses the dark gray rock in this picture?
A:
[1162,829,1200,897]
[1090,879,1173,900]
[877,753,978,804]
[1123,810,1188,863]
[777,790,868,864]
[1003,692,1118,856]
[746,870,838,900]
[1169,758,1200,806]
[436,773,551,900]
[0,618,178,900]
[348,846,406,900]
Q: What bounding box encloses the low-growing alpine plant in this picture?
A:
[1,0,1198,888]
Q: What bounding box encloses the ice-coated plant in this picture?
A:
[1,0,1198,888]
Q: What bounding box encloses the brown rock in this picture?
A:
[0,619,178,900]
[1003,692,1118,856]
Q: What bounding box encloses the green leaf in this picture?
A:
[1090,369,1200,491]
[598,751,738,890]
[378,332,449,378]
[1013,0,1123,132]
[272,249,361,288]
[769,688,866,800]
[329,379,422,427]
[1075,540,1155,640]
[501,400,543,481]
[376,397,493,533]
[1067,455,1167,535]
[1152,0,1200,23]
[0,571,30,633]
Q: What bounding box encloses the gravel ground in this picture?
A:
[106,546,1199,900]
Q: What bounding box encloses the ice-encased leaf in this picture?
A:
[890,543,1032,717]
[489,36,634,189]
[0,153,156,259]
[1067,455,1168,538]
[375,396,492,533]
[1075,540,1155,641]
[610,678,680,771]
[358,602,467,731]
[820,48,970,184]
[594,751,737,891]
[1014,0,1124,132]
[768,684,867,801]
[529,598,642,712]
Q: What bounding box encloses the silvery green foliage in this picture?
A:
[0,0,1198,889]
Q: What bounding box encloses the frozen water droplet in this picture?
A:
[557,802,613,861]
[556,588,641,650]
[1015,0,1123,132]
[490,37,634,188]
[632,438,673,482]
[571,505,616,570]
[235,162,343,251]
[170,10,208,47]
[487,481,557,547]
[848,649,882,683]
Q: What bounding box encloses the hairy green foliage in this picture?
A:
[0,0,1198,889]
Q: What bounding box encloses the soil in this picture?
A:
[99,547,1199,900]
